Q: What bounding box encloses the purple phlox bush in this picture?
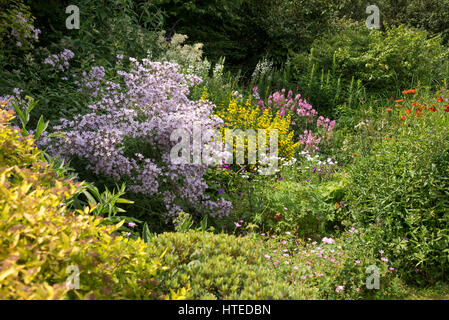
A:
[40,58,232,220]
[43,49,75,72]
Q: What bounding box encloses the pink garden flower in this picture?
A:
[322,237,335,244]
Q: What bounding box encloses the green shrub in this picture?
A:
[146,230,320,299]
[347,90,449,283]
[332,0,449,45]
[0,0,38,54]
[207,155,349,237]
[263,229,404,299]
[290,25,448,95]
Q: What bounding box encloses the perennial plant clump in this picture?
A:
[40,58,232,220]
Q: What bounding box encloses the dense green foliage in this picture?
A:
[347,92,449,283]
[1,0,449,300]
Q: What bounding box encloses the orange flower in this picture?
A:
[386,108,392,112]
[353,152,359,156]
[402,89,416,95]
[437,97,444,102]
[405,109,411,114]
[395,99,404,103]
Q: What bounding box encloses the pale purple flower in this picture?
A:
[322,237,335,244]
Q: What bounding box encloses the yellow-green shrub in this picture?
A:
[0,108,179,300]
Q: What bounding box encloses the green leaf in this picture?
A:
[143,222,154,243]
[35,115,49,140]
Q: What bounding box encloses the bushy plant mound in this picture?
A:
[347,91,449,283]
[146,230,319,299]
[0,108,178,300]
[291,25,448,92]
[145,227,403,300]
[262,229,403,299]
[41,58,232,221]
[243,155,348,237]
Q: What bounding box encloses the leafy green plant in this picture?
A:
[347,90,449,283]
[9,96,48,140]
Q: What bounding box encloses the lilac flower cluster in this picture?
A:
[75,66,106,97]
[43,49,75,72]
[40,58,232,220]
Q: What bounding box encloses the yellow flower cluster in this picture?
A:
[215,95,299,160]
